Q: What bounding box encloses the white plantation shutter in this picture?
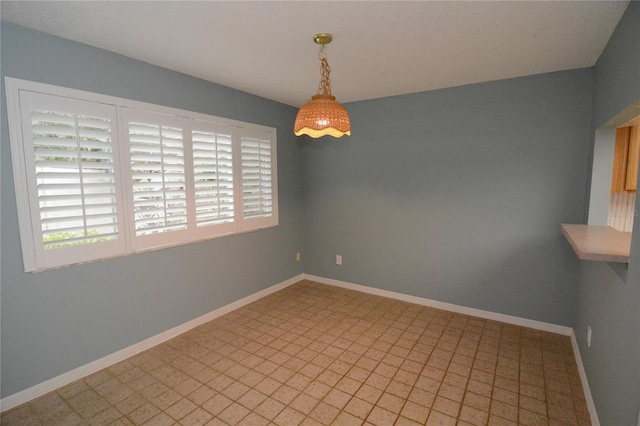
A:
[192,121,235,230]
[240,128,277,231]
[33,112,118,244]
[123,109,189,249]
[6,78,278,272]
[16,91,124,271]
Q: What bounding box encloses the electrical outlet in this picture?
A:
[587,326,592,347]
[296,252,301,262]
[336,255,342,265]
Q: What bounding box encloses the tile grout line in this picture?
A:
[2,279,593,425]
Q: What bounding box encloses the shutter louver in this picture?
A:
[32,109,119,249]
[129,120,187,236]
[192,125,235,227]
[241,134,273,220]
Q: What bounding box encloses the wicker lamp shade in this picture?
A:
[294,94,351,138]
[294,34,351,138]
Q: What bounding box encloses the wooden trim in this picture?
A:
[625,126,638,191]
[611,127,630,193]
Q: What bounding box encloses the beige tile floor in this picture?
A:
[1,280,591,425]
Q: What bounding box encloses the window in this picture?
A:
[5,78,278,272]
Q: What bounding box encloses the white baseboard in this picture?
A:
[0,274,303,413]
[304,274,573,335]
[569,331,600,426]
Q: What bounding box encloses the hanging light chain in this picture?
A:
[314,34,334,97]
[317,58,332,96]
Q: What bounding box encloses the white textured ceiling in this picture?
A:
[0,1,630,107]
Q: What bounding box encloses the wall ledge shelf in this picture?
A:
[561,224,631,263]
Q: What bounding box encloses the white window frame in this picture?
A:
[5,77,278,272]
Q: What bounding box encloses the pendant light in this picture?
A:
[294,33,351,138]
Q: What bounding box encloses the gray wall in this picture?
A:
[574,2,640,425]
[2,5,639,422]
[0,22,304,398]
[302,70,592,327]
